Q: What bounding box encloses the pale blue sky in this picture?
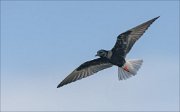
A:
[1,1,179,111]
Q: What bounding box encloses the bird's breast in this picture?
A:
[110,55,125,67]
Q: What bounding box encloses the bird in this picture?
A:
[57,16,159,88]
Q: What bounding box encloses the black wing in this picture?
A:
[57,58,113,88]
[112,16,159,57]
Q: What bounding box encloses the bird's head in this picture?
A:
[95,49,108,58]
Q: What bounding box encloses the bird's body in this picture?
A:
[110,52,126,67]
[57,16,159,88]
[96,50,125,67]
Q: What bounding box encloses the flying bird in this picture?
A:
[57,16,159,88]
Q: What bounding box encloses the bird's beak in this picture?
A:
[95,54,98,57]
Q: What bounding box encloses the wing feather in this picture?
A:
[112,16,159,57]
[57,58,113,88]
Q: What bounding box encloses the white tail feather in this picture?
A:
[118,59,143,80]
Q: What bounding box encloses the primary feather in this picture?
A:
[112,16,159,57]
[57,58,112,88]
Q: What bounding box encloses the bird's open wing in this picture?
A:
[112,16,159,57]
[57,58,113,88]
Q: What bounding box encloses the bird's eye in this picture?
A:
[100,51,104,54]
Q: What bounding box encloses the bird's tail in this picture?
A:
[118,59,143,80]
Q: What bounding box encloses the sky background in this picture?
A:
[1,1,179,111]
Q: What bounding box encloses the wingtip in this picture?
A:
[148,16,160,23]
[156,16,160,18]
[57,83,62,88]
[154,16,160,20]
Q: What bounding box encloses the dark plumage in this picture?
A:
[57,16,159,88]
